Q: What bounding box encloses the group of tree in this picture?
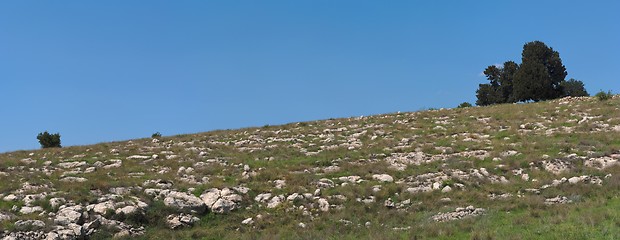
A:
[476,41,589,106]
[37,131,61,148]
[36,131,164,149]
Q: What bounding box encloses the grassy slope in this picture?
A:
[1,96,619,240]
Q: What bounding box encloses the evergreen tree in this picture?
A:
[37,131,62,148]
[560,78,589,97]
[475,83,503,106]
[513,41,567,101]
[475,61,518,105]
[499,61,519,102]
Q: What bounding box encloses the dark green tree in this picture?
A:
[37,131,62,148]
[457,102,473,108]
[513,61,549,102]
[499,61,519,102]
[560,78,589,97]
[475,61,519,105]
[513,41,567,102]
[475,83,503,106]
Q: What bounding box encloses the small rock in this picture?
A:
[19,206,43,215]
[545,196,572,205]
[166,213,200,229]
[372,174,394,182]
[3,194,18,202]
[431,206,486,222]
[60,177,88,183]
[317,198,329,212]
[314,189,321,196]
[254,193,272,203]
[267,196,283,209]
[241,218,254,225]
[0,212,11,221]
[115,206,139,215]
[568,176,581,184]
[521,174,530,181]
[274,180,286,189]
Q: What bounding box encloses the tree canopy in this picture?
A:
[476,41,588,106]
[37,131,62,148]
[560,78,589,97]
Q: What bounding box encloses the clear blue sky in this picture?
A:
[1,1,618,153]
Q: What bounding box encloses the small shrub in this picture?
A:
[151,132,162,138]
[457,102,473,108]
[595,90,613,101]
[442,179,455,187]
[36,131,61,148]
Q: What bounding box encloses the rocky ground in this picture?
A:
[1,95,620,239]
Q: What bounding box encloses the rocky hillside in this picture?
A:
[1,96,620,239]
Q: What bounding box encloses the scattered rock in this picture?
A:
[127,155,151,160]
[14,219,45,230]
[162,191,207,214]
[501,150,519,157]
[54,205,84,225]
[542,159,572,175]
[568,176,581,184]
[200,188,243,214]
[274,180,286,189]
[103,159,123,169]
[254,193,272,203]
[545,196,572,205]
[267,195,283,209]
[585,156,619,170]
[0,212,11,222]
[431,206,485,222]
[521,174,530,181]
[3,194,18,202]
[166,214,200,229]
[59,176,88,183]
[57,161,86,169]
[115,205,139,215]
[19,206,43,215]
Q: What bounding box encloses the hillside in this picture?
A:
[1,95,620,240]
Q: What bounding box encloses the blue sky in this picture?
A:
[1,1,618,152]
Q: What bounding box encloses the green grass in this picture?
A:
[1,95,620,239]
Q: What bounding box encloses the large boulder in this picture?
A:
[372,174,394,183]
[54,205,85,225]
[19,206,43,215]
[14,220,46,230]
[163,191,206,214]
[89,201,115,215]
[200,188,242,214]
